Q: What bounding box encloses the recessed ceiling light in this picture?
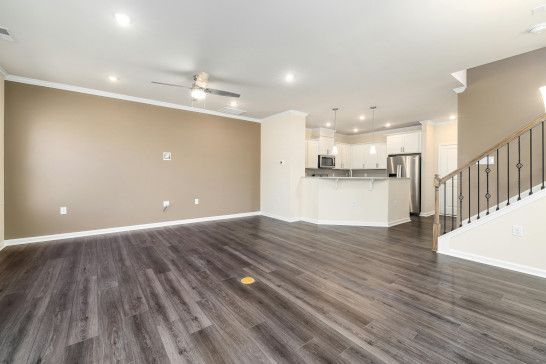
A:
[108,75,118,82]
[230,100,238,107]
[529,22,546,34]
[115,13,131,27]
[353,128,359,133]
[326,122,332,127]
[285,73,295,83]
[449,114,457,120]
[385,122,391,127]
[359,115,365,120]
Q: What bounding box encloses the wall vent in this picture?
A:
[218,107,247,115]
[0,27,14,41]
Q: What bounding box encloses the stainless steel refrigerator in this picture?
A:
[387,154,421,214]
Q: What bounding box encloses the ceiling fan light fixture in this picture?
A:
[191,88,206,100]
[529,22,546,34]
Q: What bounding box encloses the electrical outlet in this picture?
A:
[163,200,170,208]
[163,152,172,161]
[512,225,524,237]
[59,206,68,215]
[194,198,199,205]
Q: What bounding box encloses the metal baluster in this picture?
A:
[517,136,522,201]
[530,129,533,196]
[451,176,454,231]
[468,166,471,224]
[459,171,463,227]
[540,121,544,190]
[507,143,510,206]
[477,160,480,219]
[485,154,491,214]
[443,182,447,234]
[496,148,500,211]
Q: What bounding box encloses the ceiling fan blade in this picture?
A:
[205,88,240,98]
[151,81,192,89]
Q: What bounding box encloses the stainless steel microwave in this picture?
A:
[318,155,336,169]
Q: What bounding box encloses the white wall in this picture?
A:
[261,111,306,221]
[439,188,546,278]
[0,74,4,250]
[420,121,458,215]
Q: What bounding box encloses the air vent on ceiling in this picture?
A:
[218,107,247,115]
[0,27,14,41]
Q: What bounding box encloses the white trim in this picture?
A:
[5,75,261,123]
[4,211,260,246]
[419,210,435,217]
[299,217,410,227]
[438,249,546,279]
[441,185,546,240]
[260,212,300,223]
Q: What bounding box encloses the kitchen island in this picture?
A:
[300,177,411,227]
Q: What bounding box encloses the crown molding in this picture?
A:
[5,74,261,123]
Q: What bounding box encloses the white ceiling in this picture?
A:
[0,0,545,133]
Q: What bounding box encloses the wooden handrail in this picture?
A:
[439,113,546,184]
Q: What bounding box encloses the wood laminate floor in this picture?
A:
[0,216,545,363]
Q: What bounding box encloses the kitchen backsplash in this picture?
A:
[305,168,388,177]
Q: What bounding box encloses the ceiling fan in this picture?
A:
[152,72,240,101]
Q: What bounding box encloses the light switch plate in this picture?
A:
[194,198,199,205]
[163,152,172,161]
[512,225,524,237]
[60,206,68,215]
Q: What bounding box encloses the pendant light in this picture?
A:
[369,106,377,155]
[330,108,339,155]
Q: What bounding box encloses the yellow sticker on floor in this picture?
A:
[240,276,255,285]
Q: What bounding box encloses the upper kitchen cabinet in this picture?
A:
[306,140,319,168]
[350,143,387,169]
[386,131,422,155]
[335,143,351,169]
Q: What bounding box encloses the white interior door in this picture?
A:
[438,144,458,216]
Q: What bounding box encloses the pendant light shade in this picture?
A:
[369,106,377,154]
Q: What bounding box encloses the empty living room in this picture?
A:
[1,1,546,363]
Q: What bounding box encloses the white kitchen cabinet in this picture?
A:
[403,132,421,153]
[386,131,421,154]
[335,143,351,169]
[306,140,319,168]
[376,143,387,169]
[349,143,387,169]
[350,144,366,169]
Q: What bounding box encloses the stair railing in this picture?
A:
[433,113,546,250]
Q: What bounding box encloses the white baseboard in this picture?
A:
[260,212,300,223]
[419,210,434,217]
[4,211,261,246]
[298,217,410,227]
[438,248,546,279]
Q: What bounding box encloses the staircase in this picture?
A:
[432,113,546,250]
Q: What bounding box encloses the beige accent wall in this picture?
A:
[4,82,260,239]
[457,48,546,221]
[0,75,4,249]
[458,47,546,166]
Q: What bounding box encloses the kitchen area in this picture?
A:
[300,126,422,227]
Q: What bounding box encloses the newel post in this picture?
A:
[432,174,441,251]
